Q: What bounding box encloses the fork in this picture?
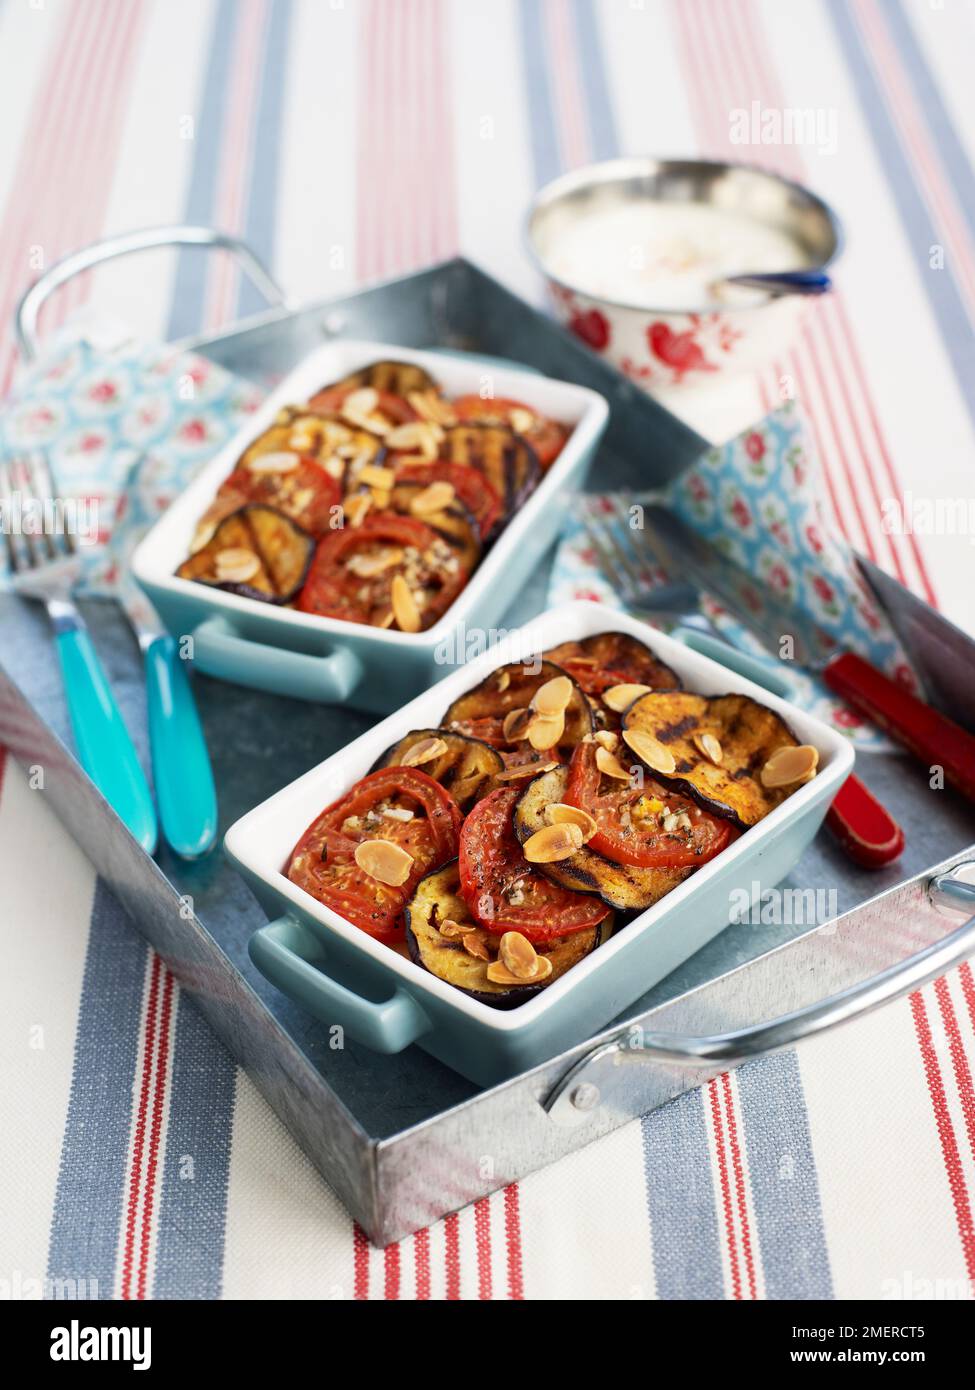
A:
[581,494,793,697]
[2,452,158,852]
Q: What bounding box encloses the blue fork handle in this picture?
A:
[144,634,218,859]
[56,627,158,853]
[672,626,794,699]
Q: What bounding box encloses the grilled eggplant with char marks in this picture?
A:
[372,729,503,812]
[439,423,540,526]
[453,394,569,470]
[513,765,694,912]
[385,478,481,576]
[544,632,682,700]
[322,359,441,397]
[405,861,612,1008]
[177,504,314,603]
[623,691,811,830]
[441,659,592,760]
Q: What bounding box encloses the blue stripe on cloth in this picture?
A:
[236,0,294,321]
[571,0,618,161]
[518,0,561,187]
[641,1088,724,1299]
[826,0,975,432]
[46,880,148,1302]
[735,1052,833,1300]
[166,0,239,342]
[151,997,238,1300]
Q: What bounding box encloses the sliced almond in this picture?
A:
[343,492,372,528]
[246,449,300,474]
[390,574,422,633]
[496,669,511,692]
[694,731,723,765]
[502,707,533,743]
[409,480,455,515]
[527,711,564,750]
[343,387,378,416]
[322,454,345,480]
[401,735,448,767]
[381,806,414,823]
[385,421,439,457]
[508,406,535,435]
[438,918,475,939]
[532,675,573,716]
[602,682,652,713]
[521,821,584,863]
[462,932,492,961]
[499,931,540,981]
[213,547,260,584]
[593,729,619,750]
[346,546,404,578]
[359,463,396,490]
[353,839,413,887]
[760,744,819,789]
[407,390,457,427]
[595,745,632,781]
[622,728,677,776]
[494,760,559,782]
[488,954,553,985]
[546,803,597,842]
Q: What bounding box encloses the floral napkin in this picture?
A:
[548,399,917,750]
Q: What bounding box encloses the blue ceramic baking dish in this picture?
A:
[226,602,855,1088]
[131,341,609,712]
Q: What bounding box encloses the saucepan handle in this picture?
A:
[192,616,363,704]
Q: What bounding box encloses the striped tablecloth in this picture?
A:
[3,0,975,1301]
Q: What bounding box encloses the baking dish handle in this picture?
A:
[192,616,363,703]
[546,868,975,1125]
[249,917,430,1054]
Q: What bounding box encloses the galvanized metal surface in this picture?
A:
[3,257,975,1245]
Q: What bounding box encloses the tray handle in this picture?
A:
[249,917,430,1054]
[15,224,290,361]
[192,616,363,703]
[547,866,975,1126]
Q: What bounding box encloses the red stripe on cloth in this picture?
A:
[961,964,975,1042]
[135,967,176,1299]
[443,1211,461,1300]
[503,1183,524,1300]
[720,1073,759,1301]
[352,1222,370,1300]
[707,1077,742,1299]
[120,954,162,1301]
[934,976,975,1168]
[909,990,975,1283]
[413,1226,431,1300]
[473,1197,492,1300]
[544,0,590,170]
[383,1241,401,1300]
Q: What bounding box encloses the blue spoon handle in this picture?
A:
[144,634,218,859]
[724,269,833,297]
[56,626,158,853]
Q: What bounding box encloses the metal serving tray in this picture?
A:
[4,235,975,1245]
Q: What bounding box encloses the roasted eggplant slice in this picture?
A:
[543,632,682,700]
[513,766,694,912]
[439,423,540,521]
[386,480,481,576]
[441,659,592,757]
[404,860,612,1008]
[623,691,806,829]
[176,505,314,603]
[324,359,441,397]
[371,728,504,812]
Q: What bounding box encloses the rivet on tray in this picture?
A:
[570,1082,601,1112]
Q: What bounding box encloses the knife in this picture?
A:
[642,504,975,803]
[117,575,218,859]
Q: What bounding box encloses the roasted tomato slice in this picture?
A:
[306,385,419,426]
[564,741,735,869]
[286,767,463,943]
[297,513,469,630]
[396,461,502,540]
[458,787,610,940]
[216,457,341,537]
[453,394,569,469]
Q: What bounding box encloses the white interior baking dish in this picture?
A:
[226,600,855,1088]
[131,341,609,712]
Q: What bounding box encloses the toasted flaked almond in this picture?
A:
[595,745,631,781]
[462,932,492,961]
[407,389,456,427]
[522,821,584,863]
[343,387,378,416]
[385,421,438,456]
[343,492,372,528]
[502,707,533,743]
[438,917,475,939]
[508,406,535,434]
[322,454,345,479]
[377,610,395,629]
[499,931,540,981]
[593,729,619,750]
[494,759,559,782]
[213,547,260,583]
[289,430,317,451]
[390,574,422,633]
[359,463,396,490]
[342,407,390,436]
[546,802,597,842]
[246,449,300,474]
[345,546,404,578]
[694,731,723,765]
[190,519,218,554]
[527,711,564,750]
[487,954,553,986]
[401,735,448,767]
[532,675,573,715]
[602,682,652,713]
[622,728,677,775]
[381,806,414,823]
[496,669,511,692]
[353,838,413,886]
[409,481,455,516]
[760,744,819,789]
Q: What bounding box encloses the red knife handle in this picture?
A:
[823,652,975,803]
[825,773,905,868]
